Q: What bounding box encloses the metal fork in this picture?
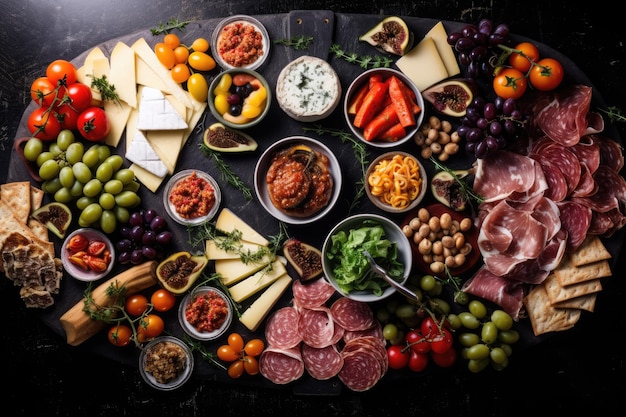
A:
[362,250,418,300]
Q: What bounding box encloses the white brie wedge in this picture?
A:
[125,130,168,178]
[136,86,188,130]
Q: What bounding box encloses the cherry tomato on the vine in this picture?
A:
[30,76,58,107]
[408,350,429,372]
[155,42,176,69]
[244,339,265,357]
[137,313,165,341]
[509,41,540,73]
[217,344,240,362]
[77,106,109,142]
[107,324,133,347]
[228,333,245,352]
[493,67,528,100]
[55,105,79,130]
[430,327,454,354]
[163,33,181,50]
[243,356,260,375]
[430,347,457,368]
[27,107,62,141]
[151,288,176,312]
[228,360,245,379]
[405,329,431,354]
[387,345,410,370]
[529,57,565,91]
[125,294,149,316]
[191,37,209,53]
[64,83,93,113]
[46,59,77,87]
[171,63,191,83]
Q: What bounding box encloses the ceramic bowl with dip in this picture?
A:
[163,169,221,226]
[139,336,194,391]
[178,286,233,341]
[211,15,270,71]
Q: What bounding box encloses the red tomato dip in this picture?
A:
[217,21,264,67]
[169,171,216,219]
[184,290,229,333]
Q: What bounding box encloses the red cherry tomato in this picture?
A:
[509,41,540,73]
[46,59,77,87]
[408,350,429,372]
[55,105,79,130]
[420,316,440,338]
[493,68,528,100]
[27,107,62,141]
[150,288,176,312]
[77,106,109,142]
[65,83,93,113]
[405,329,431,354]
[529,57,565,91]
[30,76,58,107]
[430,327,454,354]
[430,347,457,368]
[107,324,133,347]
[387,345,410,370]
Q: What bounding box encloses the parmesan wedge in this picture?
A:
[239,274,292,332]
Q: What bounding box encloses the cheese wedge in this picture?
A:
[129,163,164,193]
[239,274,292,332]
[215,255,274,286]
[109,41,137,108]
[206,239,268,260]
[125,130,168,178]
[424,21,460,78]
[395,36,449,91]
[215,208,269,246]
[227,260,287,303]
[137,87,188,130]
[76,47,107,102]
[103,99,133,148]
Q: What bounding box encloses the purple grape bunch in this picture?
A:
[116,208,173,265]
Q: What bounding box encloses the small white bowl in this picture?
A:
[254,136,342,225]
[365,151,427,213]
[139,336,194,391]
[163,169,221,226]
[322,214,412,302]
[61,228,115,282]
[178,286,233,341]
[211,15,270,71]
[344,68,425,148]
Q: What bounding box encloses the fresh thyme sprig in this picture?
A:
[182,334,227,370]
[329,43,394,69]
[88,74,121,105]
[600,106,626,124]
[429,157,484,205]
[150,18,192,35]
[199,143,253,200]
[302,125,369,212]
[274,36,313,50]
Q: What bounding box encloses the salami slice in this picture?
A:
[535,84,592,147]
[265,306,302,349]
[292,277,336,309]
[301,343,344,380]
[342,335,388,376]
[298,307,336,348]
[259,346,305,385]
[557,200,592,250]
[343,321,383,343]
[594,134,625,172]
[330,297,374,331]
[338,349,382,392]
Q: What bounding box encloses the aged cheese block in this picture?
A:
[206,239,267,260]
[239,274,292,332]
[215,208,269,246]
[109,41,137,108]
[424,21,460,78]
[227,260,287,303]
[395,36,449,91]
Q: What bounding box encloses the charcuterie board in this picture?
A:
[5,11,625,395]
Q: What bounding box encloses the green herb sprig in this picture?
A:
[429,157,484,205]
[150,18,192,35]
[199,143,253,200]
[600,106,626,124]
[274,36,313,50]
[302,125,369,212]
[88,74,121,105]
[329,43,394,69]
[183,334,227,370]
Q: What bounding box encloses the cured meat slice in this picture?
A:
[343,321,384,343]
[329,297,374,331]
[473,150,538,203]
[574,165,626,213]
[535,143,581,195]
[292,277,336,309]
[570,164,597,198]
[534,159,568,202]
[342,335,388,376]
[298,307,336,348]
[301,343,344,380]
[259,346,305,385]
[338,344,383,392]
[570,136,600,175]
[594,134,625,172]
[461,266,525,320]
[265,306,302,349]
[556,200,592,250]
[534,84,592,147]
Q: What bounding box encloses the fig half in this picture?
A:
[156,251,208,294]
[422,79,476,117]
[203,122,258,152]
[359,16,414,56]
[30,202,72,239]
[431,170,470,211]
[283,238,323,281]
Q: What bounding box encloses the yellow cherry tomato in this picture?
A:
[244,339,265,357]
[217,344,240,362]
[154,42,176,69]
[227,360,245,379]
[227,333,245,352]
[191,37,210,52]
[214,93,229,115]
[213,73,232,95]
[187,73,209,102]
[173,45,190,64]
[171,63,191,83]
[188,51,216,71]
[163,33,181,49]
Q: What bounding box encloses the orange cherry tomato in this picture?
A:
[137,314,165,341]
[151,288,176,312]
[529,57,565,91]
[46,59,77,87]
[163,33,181,50]
[228,333,245,352]
[493,68,528,100]
[171,63,191,83]
[173,46,190,64]
[188,51,216,71]
[30,76,57,107]
[244,339,265,357]
[107,324,133,347]
[227,360,245,379]
[217,344,240,362]
[125,294,149,316]
[509,42,540,73]
[191,37,210,52]
[155,42,176,69]
[243,356,259,375]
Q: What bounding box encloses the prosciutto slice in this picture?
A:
[473,150,538,203]
[461,266,525,321]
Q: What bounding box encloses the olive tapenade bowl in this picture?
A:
[211,14,270,71]
[163,169,221,226]
[178,286,233,341]
[254,136,342,225]
[139,336,194,391]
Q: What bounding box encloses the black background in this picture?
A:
[1,1,625,415]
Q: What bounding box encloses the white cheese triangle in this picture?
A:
[125,130,168,178]
[136,86,188,130]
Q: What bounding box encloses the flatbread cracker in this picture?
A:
[1,181,31,224]
[544,272,602,304]
[552,293,597,312]
[30,186,44,211]
[570,235,611,266]
[555,258,612,286]
[524,284,582,336]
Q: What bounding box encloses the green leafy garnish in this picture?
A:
[430,157,484,205]
[329,43,394,69]
[88,74,121,105]
[600,106,626,124]
[150,18,192,35]
[199,143,253,200]
[182,334,227,370]
[274,36,313,50]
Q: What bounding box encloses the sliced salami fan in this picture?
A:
[342,335,388,376]
[343,321,383,343]
[329,297,374,331]
[259,346,305,385]
[338,338,386,392]
[297,307,336,348]
[301,343,344,380]
[292,277,336,309]
[265,306,302,349]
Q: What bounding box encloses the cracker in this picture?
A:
[571,235,611,266]
[524,284,582,336]
[552,293,597,312]
[1,181,31,224]
[28,218,50,241]
[555,258,612,286]
[30,186,44,211]
[544,272,602,304]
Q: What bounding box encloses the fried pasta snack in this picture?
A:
[368,154,422,209]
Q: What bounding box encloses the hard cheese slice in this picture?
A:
[395,36,449,91]
[136,86,188,130]
[215,208,269,246]
[424,21,460,78]
[239,274,292,332]
[216,254,275,286]
[125,130,168,178]
[227,260,287,303]
[206,239,268,260]
[108,41,137,108]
